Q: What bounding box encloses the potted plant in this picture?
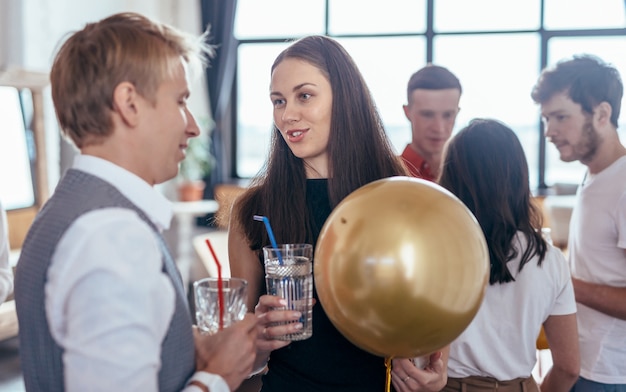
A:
[177,123,215,201]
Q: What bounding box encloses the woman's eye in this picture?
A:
[300,93,311,100]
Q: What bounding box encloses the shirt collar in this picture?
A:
[401,145,435,181]
[71,154,173,230]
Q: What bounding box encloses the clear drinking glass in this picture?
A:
[263,243,314,341]
[193,277,248,335]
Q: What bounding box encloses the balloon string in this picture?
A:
[385,357,392,392]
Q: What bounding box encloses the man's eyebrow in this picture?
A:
[543,109,567,116]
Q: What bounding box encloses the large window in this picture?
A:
[234,0,626,189]
[0,86,35,210]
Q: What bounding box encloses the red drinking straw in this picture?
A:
[205,238,224,331]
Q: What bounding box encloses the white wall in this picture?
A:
[15,0,202,71]
[0,0,24,69]
[0,0,211,197]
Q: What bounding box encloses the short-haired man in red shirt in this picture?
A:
[401,65,462,181]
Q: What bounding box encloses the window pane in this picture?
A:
[237,43,290,177]
[435,0,541,32]
[0,86,35,210]
[434,33,541,187]
[544,0,626,30]
[235,0,325,39]
[329,0,426,35]
[544,36,626,185]
[336,37,426,154]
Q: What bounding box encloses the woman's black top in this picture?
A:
[260,179,387,392]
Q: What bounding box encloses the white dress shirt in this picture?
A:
[45,155,227,392]
[0,199,14,303]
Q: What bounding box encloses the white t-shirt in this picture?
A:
[569,155,626,384]
[447,232,576,380]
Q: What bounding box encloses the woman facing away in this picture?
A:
[438,118,580,391]
[227,35,448,392]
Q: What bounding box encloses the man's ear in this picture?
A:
[112,81,140,127]
[595,101,612,126]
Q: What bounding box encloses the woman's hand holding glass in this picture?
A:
[253,295,303,353]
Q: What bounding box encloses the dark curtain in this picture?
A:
[199,0,238,198]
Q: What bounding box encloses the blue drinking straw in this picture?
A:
[253,215,283,264]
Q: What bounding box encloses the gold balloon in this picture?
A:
[314,177,489,358]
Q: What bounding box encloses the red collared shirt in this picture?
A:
[400,145,436,182]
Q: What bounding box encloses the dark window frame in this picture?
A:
[229,0,626,192]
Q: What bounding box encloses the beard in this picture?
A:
[574,117,601,164]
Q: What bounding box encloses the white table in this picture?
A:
[171,200,219,291]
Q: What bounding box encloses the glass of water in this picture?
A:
[263,243,313,341]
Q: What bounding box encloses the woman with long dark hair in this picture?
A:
[228,35,448,392]
[439,118,580,391]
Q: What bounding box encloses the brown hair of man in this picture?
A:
[50,12,213,149]
[531,54,622,128]
[407,64,462,102]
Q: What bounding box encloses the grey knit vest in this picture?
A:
[14,169,195,392]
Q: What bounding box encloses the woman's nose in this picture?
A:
[281,102,299,123]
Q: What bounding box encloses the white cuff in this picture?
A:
[187,371,229,392]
